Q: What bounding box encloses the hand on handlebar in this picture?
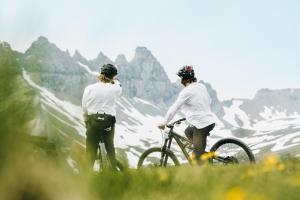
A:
[158,124,166,130]
[158,119,185,130]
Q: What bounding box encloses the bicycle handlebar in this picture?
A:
[166,118,186,128]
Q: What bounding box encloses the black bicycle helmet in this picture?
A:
[100,64,118,79]
[177,65,195,80]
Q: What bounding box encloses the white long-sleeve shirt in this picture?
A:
[163,82,215,129]
[82,81,122,116]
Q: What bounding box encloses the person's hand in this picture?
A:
[158,124,166,130]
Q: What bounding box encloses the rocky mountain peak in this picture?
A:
[254,88,300,101]
[87,51,113,71]
[130,46,168,81]
[96,52,110,60]
[25,36,61,57]
[36,36,49,43]
[73,49,83,59]
[73,49,88,64]
[254,88,271,99]
[115,54,128,66]
[133,47,155,60]
[234,87,300,121]
[199,80,225,117]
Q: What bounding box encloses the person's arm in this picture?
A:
[82,87,89,123]
[161,90,191,126]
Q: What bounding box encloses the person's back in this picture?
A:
[158,65,215,164]
[180,82,214,129]
[83,81,121,117]
[82,64,121,170]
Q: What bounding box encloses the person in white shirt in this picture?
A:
[158,65,215,164]
[82,64,122,170]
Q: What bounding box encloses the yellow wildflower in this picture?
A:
[226,187,245,200]
[241,168,257,179]
[200,151,217,161]
[158,170,168,182]
[277,163,285,171]
[263,154,279,166]
[190,153,197,165]
[262,154,283,172]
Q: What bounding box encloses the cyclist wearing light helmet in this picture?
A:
[158,65,215,164]
[82,64,121,170]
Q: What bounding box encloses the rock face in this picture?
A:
[19,36,224,115]
[73,50,88,65]
[239,88,300,120]
[117,47,180,106]
[88,52,113,71]
[21,36,95,104]
[199,81,225,118]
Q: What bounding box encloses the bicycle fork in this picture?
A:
[160,138,173,166]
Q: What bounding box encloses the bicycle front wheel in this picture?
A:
[210,138,255,165]
[137,147,180,168]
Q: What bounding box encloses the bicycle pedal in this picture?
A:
[104,127,112,131]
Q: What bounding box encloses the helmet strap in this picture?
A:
[181,78,196,86]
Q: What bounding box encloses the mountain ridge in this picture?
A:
[19,36,223,109]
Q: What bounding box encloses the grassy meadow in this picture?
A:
[0,147,299,200]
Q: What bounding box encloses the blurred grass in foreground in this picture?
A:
[0,149,300,200]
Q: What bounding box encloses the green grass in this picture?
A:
[90,159,300,200]
[1,150,300,200]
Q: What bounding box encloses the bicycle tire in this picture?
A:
[137,147,180,168]
[97,143,125,172]
[210,138,255,164]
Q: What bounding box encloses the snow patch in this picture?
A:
[78,62,99,76]
[133,97,160,110]
[223,100,251,128]
[259,106,290,120]
[22,69,86,136]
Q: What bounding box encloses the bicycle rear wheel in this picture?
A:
[137,147,180,168]
[97,143,124,172]
[210,138,255,165]
[115,160,124,171]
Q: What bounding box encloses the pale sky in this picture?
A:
[1,0,299,100]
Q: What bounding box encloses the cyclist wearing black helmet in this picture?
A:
[82,64,121,170]
[158,65,215,164]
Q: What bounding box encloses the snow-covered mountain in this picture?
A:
[21,36,180,106]
[222,95,300,157]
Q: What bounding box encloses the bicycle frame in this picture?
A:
[160,129,240,166]
[161,127,194,165]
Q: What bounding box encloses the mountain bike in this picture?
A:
[137,118,255,168]
[94,141,124,172]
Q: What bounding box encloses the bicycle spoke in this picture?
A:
[212,143,252,165]
[137,148,179,168]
